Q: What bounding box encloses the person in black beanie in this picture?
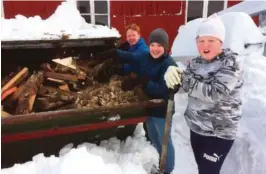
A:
[115,28,177,174]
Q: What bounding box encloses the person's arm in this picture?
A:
[116,49,146,63]
[145,60,177,98]
[119,41,130,51]
[123,64,133,74]
[182,57,243,102]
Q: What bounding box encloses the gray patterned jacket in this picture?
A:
[182,49,244,140]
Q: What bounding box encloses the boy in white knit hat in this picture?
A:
[164,14,244,174]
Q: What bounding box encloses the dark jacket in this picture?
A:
[117,49,177,118]
[119,38,149,74]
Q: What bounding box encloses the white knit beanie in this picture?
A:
[197,13,225,42]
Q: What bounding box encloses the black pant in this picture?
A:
[190,130,234,174]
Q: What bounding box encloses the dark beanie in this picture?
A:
[148,28,169,49]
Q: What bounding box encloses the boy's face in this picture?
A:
[149,43,165,59]
[196,36,223,61]
[126,29,140,46]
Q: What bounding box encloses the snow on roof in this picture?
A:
[218,1,266,16]
[1,1,120,41]
[171,12,265,57]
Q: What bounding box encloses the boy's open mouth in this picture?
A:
[203,49,210,54]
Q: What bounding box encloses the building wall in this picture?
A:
[110,1,186,48]
[3,1,63,19]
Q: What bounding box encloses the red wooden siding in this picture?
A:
[110,1,186,49]
[227,0,242,7]
[252,16,259,25]
[3,1,63,19]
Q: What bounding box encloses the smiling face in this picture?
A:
[196,36,223,61]
[149,42,165,59]
[126,29,140,46]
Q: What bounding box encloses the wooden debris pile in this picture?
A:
[1,57,149,117]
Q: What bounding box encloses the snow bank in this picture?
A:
[2,125,158,174]
[1,1,120,41]
[218,1,266,16]
[171,12,265,57]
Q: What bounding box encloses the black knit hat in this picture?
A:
[148,28,169,49]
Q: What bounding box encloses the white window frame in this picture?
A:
[77,0,110,26]
[2,0,4,18]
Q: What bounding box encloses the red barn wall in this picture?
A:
[110,1,186,48]
[227,0,242,7]
[3,1,63,19]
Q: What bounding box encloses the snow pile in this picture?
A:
[2,125,158,174]
[259,26,266,35]
[171,18,204,57]
[221,52,266,174]
[171,12,265,57]
[218,1,266,16]
[1,1,120,41]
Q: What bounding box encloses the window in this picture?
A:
[186,0,227,23]
[207,1,224,17]
[187,1,204,22]
[2,0,4,18]
[77,0,109,26]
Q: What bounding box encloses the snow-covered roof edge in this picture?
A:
[218,1,266,16]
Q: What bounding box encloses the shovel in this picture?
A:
[159,86,179,173]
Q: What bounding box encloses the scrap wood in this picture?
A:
[77,71,86,80]
[40,63,54,72]
[46,78,66,85]
[38,86,77,103]
[59,84,70,91]
[52,57,76,70]
[35,97,65,110]
[1,86,17,101]
[10,85,25,101]
[1,67,28,94]
[15,71,44,115]
[1,71,16,87]
[53,58,87,80]
[1,111,11,117]
[44,72,79,82]
[35,86,77,111]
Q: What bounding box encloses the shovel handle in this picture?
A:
[168,84,180,100]
[159,85,180,172]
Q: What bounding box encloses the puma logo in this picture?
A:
[203,153,223,163]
